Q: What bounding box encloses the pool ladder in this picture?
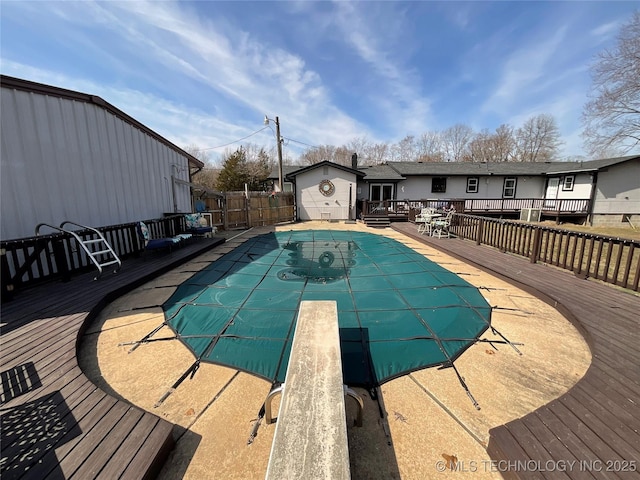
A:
[35,221,122,279]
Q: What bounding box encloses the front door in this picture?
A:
[545,178,559,208]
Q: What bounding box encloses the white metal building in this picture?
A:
[1,75,202,241]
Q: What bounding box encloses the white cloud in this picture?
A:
[329,2,434,137]
[482,25,568,115]
[590,20,620,40]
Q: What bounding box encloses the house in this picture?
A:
[1,75,203,241]
[272,155,639,227]
[362,156,639,226]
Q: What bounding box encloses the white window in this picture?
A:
[562,175,575,191]
[467,177,479,193]
[503,177,516,198]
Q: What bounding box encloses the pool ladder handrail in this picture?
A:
[35,221,122,279]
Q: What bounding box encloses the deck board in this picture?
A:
[393,223,640,480]
[0,237,225,480]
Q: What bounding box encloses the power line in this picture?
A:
[282,136,319,149]
[199,125,318,153]
[201,126,271,151]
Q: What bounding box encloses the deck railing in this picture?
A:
[362,198,591,219]
[0,215,187,301]
[450,213,640,292]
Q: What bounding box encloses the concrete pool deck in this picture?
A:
[78,222,591,479]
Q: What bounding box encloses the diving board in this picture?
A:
[265,300,350,480]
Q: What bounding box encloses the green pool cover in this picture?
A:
[162,230,492,387]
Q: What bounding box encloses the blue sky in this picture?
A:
[1,1,637,164]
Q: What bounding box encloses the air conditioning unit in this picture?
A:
[520,208,541,222]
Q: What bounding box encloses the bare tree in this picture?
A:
[184,144,219,189]
[390,135,418,162]
[493,124,516,162]
[516,114,562,162]
[468,124,516,162]
[299,145,336,165]
[183,144,212,164]
[192,167,220,190]
[468,129,495,162]
[442,124,474,162]
[346,137,371,165]
[361,142,390,165]
[583,11,640,157]
[333,146,354,166]
[416,131,444,162]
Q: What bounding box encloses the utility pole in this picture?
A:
[275,116,284,192]
[264,115,284,192]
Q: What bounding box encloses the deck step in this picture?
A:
[362,215,391,227]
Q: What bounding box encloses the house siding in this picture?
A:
[296,167,356,220]
[548,172,593,200]
[593,159,640,214]
[1,86,193,240]
[396,175,544,200]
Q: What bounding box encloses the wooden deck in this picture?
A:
[392,222,640,480]
[0,236,225,480]
[3,222,639,480]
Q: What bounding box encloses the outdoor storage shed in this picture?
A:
[288,161,364,221]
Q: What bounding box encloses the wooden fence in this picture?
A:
[450,213,640,292]
[200,192,295,229]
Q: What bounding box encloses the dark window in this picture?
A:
[432,177,447,193]
[467,177,479,193]
[503,177,516,198]
[562,175,575,191]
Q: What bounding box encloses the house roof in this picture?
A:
[268,165,304,179]
[543,155,639,174]
[359,163,406,181]
[1,75,204,169]
[377,155,639,177]
[277,161,365,180]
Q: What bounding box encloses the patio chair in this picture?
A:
[185,213,215,237]
[431,208,454,238]
[415,208,436,235]
[136,221,183,253]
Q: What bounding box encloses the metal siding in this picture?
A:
[64,99,93,222]
[1,86,196,240]
[103,110,124,222]
[32,94,64,226]
[1,90,32,239]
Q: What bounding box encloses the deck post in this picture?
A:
[530,227,542,263]
[476,218,484,246]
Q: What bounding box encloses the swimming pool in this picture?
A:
[162,230,492,388]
